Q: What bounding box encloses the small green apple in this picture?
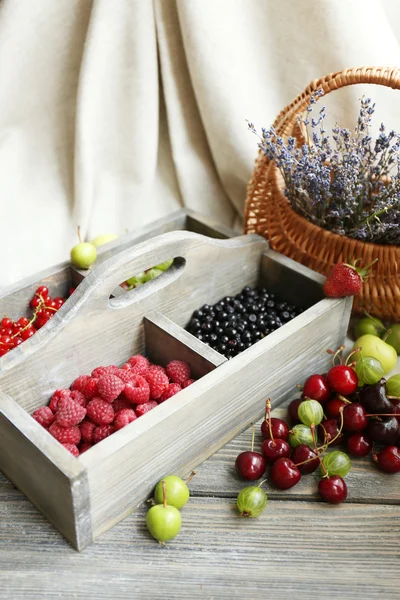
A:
[90,233,119,247]
[353,334,397,374]
[384,324,400,355]
[70,242,97,269]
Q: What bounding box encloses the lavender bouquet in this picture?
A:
[248,91,400,245]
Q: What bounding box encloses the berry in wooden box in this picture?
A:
[0,230,352,550]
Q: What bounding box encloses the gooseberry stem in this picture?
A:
[77,225,82,244]
[185,471,196,485]
[162,480,167,509]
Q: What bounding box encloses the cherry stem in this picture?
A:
[250,423,255,453]
[327,345,344,366]
[77,225,82,244]
[338,394,352,405]
[329,408,344,445]
[366,413,399,418]
[162,480,167,509]
[265,398,275,446]
[311,424,329,478]
[345,348,361,366]
[387,396,400,401]
[185,471,196,485]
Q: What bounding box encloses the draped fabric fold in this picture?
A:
[0,0,400,285]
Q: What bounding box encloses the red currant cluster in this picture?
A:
[0,285,74,357]
[235,347,400,514]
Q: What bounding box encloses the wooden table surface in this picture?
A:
[1,362,400,599]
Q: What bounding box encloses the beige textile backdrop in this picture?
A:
[1,0,400,286]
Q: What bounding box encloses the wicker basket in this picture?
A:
[245,66,400,322]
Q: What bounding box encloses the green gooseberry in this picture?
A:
[354,356,385,386]
[384,324,400,354]
[236,485,268,518]
[386,374,400,398]
[144,268,163,282]
[298,399,324,427]
[156,259,174,272]
[322,451,351,478]
[288,424,314,448]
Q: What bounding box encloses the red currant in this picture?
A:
[35,286,49,297]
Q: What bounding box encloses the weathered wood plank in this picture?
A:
[0,473,398,600]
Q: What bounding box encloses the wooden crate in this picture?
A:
[0,226,352,550]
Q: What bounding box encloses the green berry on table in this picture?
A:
[352,334,397,374]
[154,475,190,509]
[354,356,385,386]
[146,480,182,543]
[354,316,385,338]
[156,259,174,271]
[236,484,268,517]
[321,451,351,478]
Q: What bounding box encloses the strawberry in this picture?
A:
[323,259,377,298]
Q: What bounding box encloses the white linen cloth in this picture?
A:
[1,0,400,286]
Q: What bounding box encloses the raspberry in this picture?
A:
[112,395,132,412]
[83,377,99,399]
[149,364,166,374]
[159,383,182,403]
[121,363,131,371]
[136,401,158,417]
[145,368,169,400]
[70,374,90,393]
[97,374,125,403]
[32,406,54,428]
[166,360,191,385]
[49,389,71,413]
[86,398,114,425]
[79,441,92,454]
[93,424,114,444]
[55,398,86,427]
[79,420,96,443]
[182,378,196,388]
[118,369,138,384]
[62,443,79,457]
[92,365,121,378]
[127,355,150,375]
[70,390,87,407]
[114,408,137,431]
[49,422,81,445]
[124,375,150,404]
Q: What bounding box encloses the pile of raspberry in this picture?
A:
[32,355,195,457]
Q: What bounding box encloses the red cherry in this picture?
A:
[326,365,358,395]
[318,475,347,504]
[269,458,301,489]
[261,438,291,464]
[287,398,302,424]
[261,418,289,441]
[342,403,368,433]
[346,433,372,457]
[326,396,348,419]
[35,286,49,297]
[290,443,320,474]
[319,418,343,446]
[235,451,266,480]
[302,374,331,404]
[375,446,400,473]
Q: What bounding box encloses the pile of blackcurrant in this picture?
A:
[186,286,303,358]
[235,348,400,516]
